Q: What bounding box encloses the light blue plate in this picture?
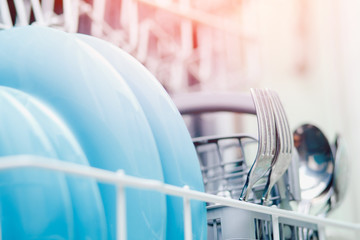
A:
[4,86,107,239]
[76,34,207,239]
[0,26,166,239]
[0,88,73,239]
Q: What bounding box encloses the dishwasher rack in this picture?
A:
[173,92,354,239]
[193,133,301,239]
[0,155,358,240]
[193,133,282,206]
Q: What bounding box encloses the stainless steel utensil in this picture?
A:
[239,88,276,201]
[294,124,334,203]
[312,135,348,218]
[174,91,302,204]
[294,124,334,240]
[310,135,348,217]
[262,89,293,204]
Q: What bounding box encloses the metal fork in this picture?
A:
[239,88,276,201]
[262,89,293,204]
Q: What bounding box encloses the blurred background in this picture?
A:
[1,0,359,238]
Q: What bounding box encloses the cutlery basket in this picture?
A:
[193,132,306,239]
[174,92,301,204]
[193,134,282,205]
[175,92,303,239]
[207,205,319,240]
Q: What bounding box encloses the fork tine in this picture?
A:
[239,89,265,200]
[262,89,293,204]
[251,88,265,155]
[240,88,276,201]
[272,91,288,153]
[256,89,268,154]
[261,89,283,200]
[269,90,285,153]
[273,91,292,153]
[259,89,276,157]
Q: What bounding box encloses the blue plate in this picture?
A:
[76,34,206,239]
[0,26,166,239]
[4,86,107,239]
[0,88,73,239]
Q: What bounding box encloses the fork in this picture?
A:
[239,88,276,201]
[261,89,293,204]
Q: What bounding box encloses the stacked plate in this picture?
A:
[0,26,206,239]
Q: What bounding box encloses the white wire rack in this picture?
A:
[0,0,242,33]
[0,0,261,93]
[0,155,358,240]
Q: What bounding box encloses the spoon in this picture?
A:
[294,124,334,239]
[294,124,334,202]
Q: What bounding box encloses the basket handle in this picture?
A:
[172,92,256,115]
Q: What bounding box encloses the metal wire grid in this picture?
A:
[193,134,281,205]
[194,133,314,239]
[207,205,320,240]
[0,155,358,240]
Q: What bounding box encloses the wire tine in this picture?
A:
[30,0,45,24]
[14,0,29,26]
[92,0,106,35]
[63,0,79,33]
[0,0,13,27]
[41,0,55,19]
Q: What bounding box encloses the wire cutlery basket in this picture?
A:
[193,133,321,239]
[193,133,318,239]
[174,91,326,239]
[207,205,320,240]
[193,134,281,205]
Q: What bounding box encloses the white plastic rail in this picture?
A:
[0,155,358,240]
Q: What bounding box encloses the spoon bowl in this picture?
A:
[293,124,334,202]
